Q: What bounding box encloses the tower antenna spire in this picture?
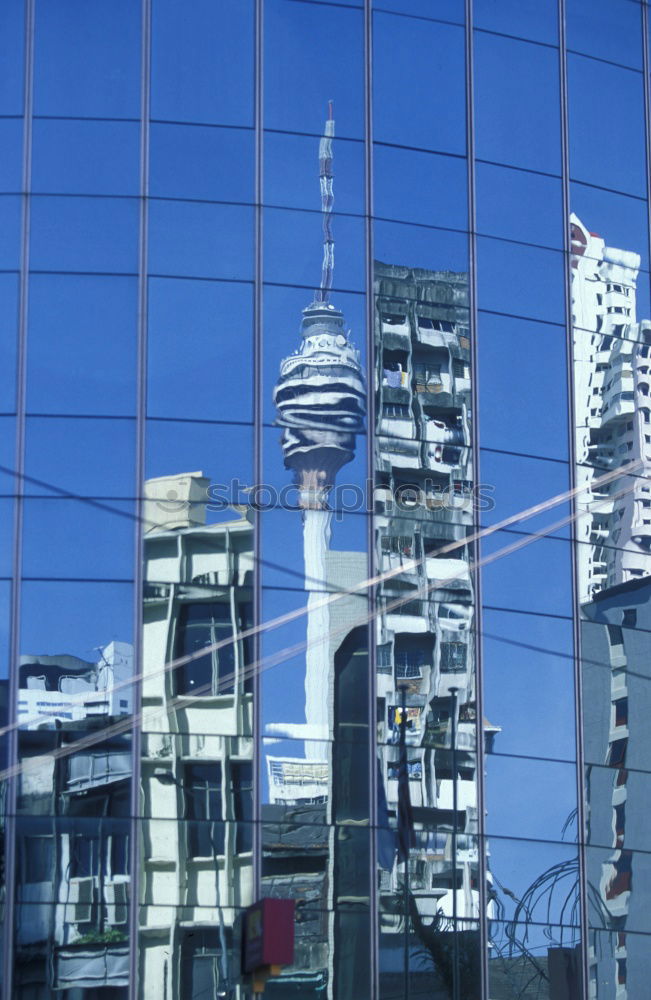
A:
[316,101,335,303]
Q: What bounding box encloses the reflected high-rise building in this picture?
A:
[572,216,651,1000]
[571,215,649,602]
[373,260,487,995]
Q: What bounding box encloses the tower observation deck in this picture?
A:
[273,105,365,510]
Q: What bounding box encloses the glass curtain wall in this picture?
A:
[3,2,651,1000]
[11,3,141,999]
[12,3,141,998]
[473,5,582,998]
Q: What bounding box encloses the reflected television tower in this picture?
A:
[273,104,366,760]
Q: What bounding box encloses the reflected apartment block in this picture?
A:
[373,261,485,993]
[140,472,254,1000]
[15,645,133,998]
[18,643,133,730]
[571,214,651,602]
[572,217,651,1000]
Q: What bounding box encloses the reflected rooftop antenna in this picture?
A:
[316,100,335,303]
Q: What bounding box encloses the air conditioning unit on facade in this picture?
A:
[104,879,129,925]
[66,877,95,924]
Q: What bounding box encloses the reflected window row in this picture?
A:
[1,218,649,333]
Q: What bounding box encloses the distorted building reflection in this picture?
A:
[139,472,254,999]
[373,261,484,997]
[572,215,651,1000]
[15,644,133,999]
[4,3,651,999]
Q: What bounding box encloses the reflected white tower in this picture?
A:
[571,214,651,1000]
[273,105,365,762]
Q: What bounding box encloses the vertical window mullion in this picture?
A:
[464,0,487,993]
[3,0,34,996]
[558,0,590,992]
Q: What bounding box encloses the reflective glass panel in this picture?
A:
[566,0,643,69]
[265,131,365,215]
[585,762,651,854]
[264,208,365,292]
[588,926,651,1000]
[139,230,256,1000]
[375,221,469,277]
[0,500,13,579]
[473,0,558,44]
[585,846,651,937]
[24,417,137,498]
[145,420,253,492]
[485,757,578,842]
[480,451,571,537]
[22,499,135,581]
[476,237,565,324]
[0,0,24,115]
[148,201,253,281]
[487,838,580,928]
[376,0,464,22]
[571,182,650,307]
[261,287,367,430]
[149,123,254,204]
[568,55,647,198]
[31,120,140,197]
[26,274,138,417]
[476,162,563,250]
[474,32,561,174]
[30,196,139,274]
[265,0,364,138]
[477,314,568,460]
[147,278,253,423]
[483,609,576,762]
[373,11,466,154]
[0,273,19,413]
[33,0,141,118]
[151,0,254,127]
[0,195,22,270]
[374,146,468,232]
[487,839,581,1000]
[0,119,23,192]
[480,531,573,619]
